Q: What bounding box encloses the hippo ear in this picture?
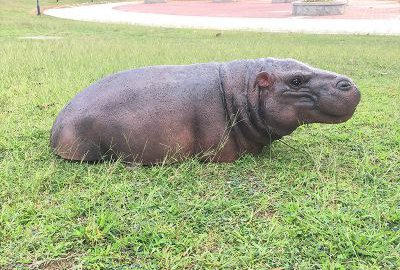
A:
[255,72,274,89]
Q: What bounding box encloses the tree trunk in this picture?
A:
[36,0,41,15]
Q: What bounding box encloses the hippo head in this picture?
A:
[255,59,361,136]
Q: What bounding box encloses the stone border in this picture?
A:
[144,0,167,3]
[292,1,346,16]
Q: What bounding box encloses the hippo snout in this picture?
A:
[336,79,353,91]
[316,77,361,123]
[335,77,361,107]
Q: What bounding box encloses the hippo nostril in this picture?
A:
[336,80,352,91]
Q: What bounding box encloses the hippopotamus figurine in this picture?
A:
[50,58,360,164]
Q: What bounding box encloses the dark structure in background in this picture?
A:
[36,0,40,15]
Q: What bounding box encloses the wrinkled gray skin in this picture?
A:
[51,58,361,164]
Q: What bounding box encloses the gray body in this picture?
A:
[51,58,361,164]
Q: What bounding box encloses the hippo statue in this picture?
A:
[50,58,360,165]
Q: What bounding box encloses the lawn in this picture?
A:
[0,0,399,269]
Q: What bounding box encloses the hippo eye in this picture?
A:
[290,76,303,87]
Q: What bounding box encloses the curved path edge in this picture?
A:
[44,2,400,35]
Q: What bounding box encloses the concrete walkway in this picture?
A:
[44,1,400,35]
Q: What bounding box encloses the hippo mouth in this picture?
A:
[318,110,355,123]
[282,91,316,105]
[307,104,357,124]
[281,90,357,124]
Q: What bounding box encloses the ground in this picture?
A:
[43,0,400,35]
[0,0,399,269]
[113,0,400,19]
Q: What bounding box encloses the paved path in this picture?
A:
[44,1,400,35]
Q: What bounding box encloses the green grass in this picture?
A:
[0,0,399,269]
